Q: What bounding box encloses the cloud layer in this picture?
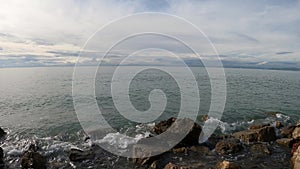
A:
[0,0,299,68]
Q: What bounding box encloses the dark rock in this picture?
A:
[164,162,188,169]
[250,143,271,157]
[189,145,210,155]
[276,138,294,147]
[281,125,296,138]
[233,126,276,143]
[21,151,46,169]
[232,130,258,143]
[69,148,95,162]
[0,147,4,169]
[132,144,165,166]
[0,128,6,139]
[153,117,202,147]
[215,160,241,169]
[215,138,243,155]
[275,121,284,129]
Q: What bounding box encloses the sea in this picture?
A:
[0,66,299,167]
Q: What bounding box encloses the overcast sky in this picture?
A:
[0,0,299,67]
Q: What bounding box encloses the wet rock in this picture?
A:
[250,143,271,157]
[132,143,165,166]
[153,117,202,147]
[292,146,300,169]
[276,121,284,129]
[215,160,241,169]
[276,138,294,147]
[233,126,276,143]
[281,125,296,138]
[69,148,95,162]
[21,151,47,169]
[0,128,6,139]
[215,138,243,155]
[293,127,300,140]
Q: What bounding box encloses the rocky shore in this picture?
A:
[1,115,300,169]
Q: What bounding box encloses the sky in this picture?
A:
[0,0,299,68]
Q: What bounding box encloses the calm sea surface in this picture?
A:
[0,66,299,166]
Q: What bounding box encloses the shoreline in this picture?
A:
[0,113,299,168]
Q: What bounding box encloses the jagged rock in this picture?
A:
[250,143,271,157]
[276,138,294,147]
[233,126,276,143]
[215,160,241,169]
[215,138,243,155]
[293,127,300,140]
[153,117,202,147]
[281,125,296,138]
[21,151,46,169]
[69,148,95,162]
[0,128,6,139]
[132,143,165,166]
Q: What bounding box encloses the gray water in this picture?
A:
[0,66,299,166]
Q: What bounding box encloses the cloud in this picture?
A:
[0,0,299,67]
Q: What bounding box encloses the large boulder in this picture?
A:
[233,125,276,143]
[153,117,202,147]
[215,138,243,155]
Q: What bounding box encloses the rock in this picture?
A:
[69,148,95,162]
[0,128,6,139]
[292,146,300,169]
[276,121,284,129]
[215,138,243,155]
[201,114,209,121]
[249,123,270,130]
[132,143,165,166]
[276,138,294,147]
[153,117,202,147]
[173,147,188,154]
[233,126,276,143]
[250,143,271,157]
[215,160,241,169]
[293,127,300,140]
[292,143,300,155]
[232,130,257,143]
[189,145,210,155]
[0,147,4,168]
[281,125,296,138]
[21,151,47,169]
[164,162,188,169]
